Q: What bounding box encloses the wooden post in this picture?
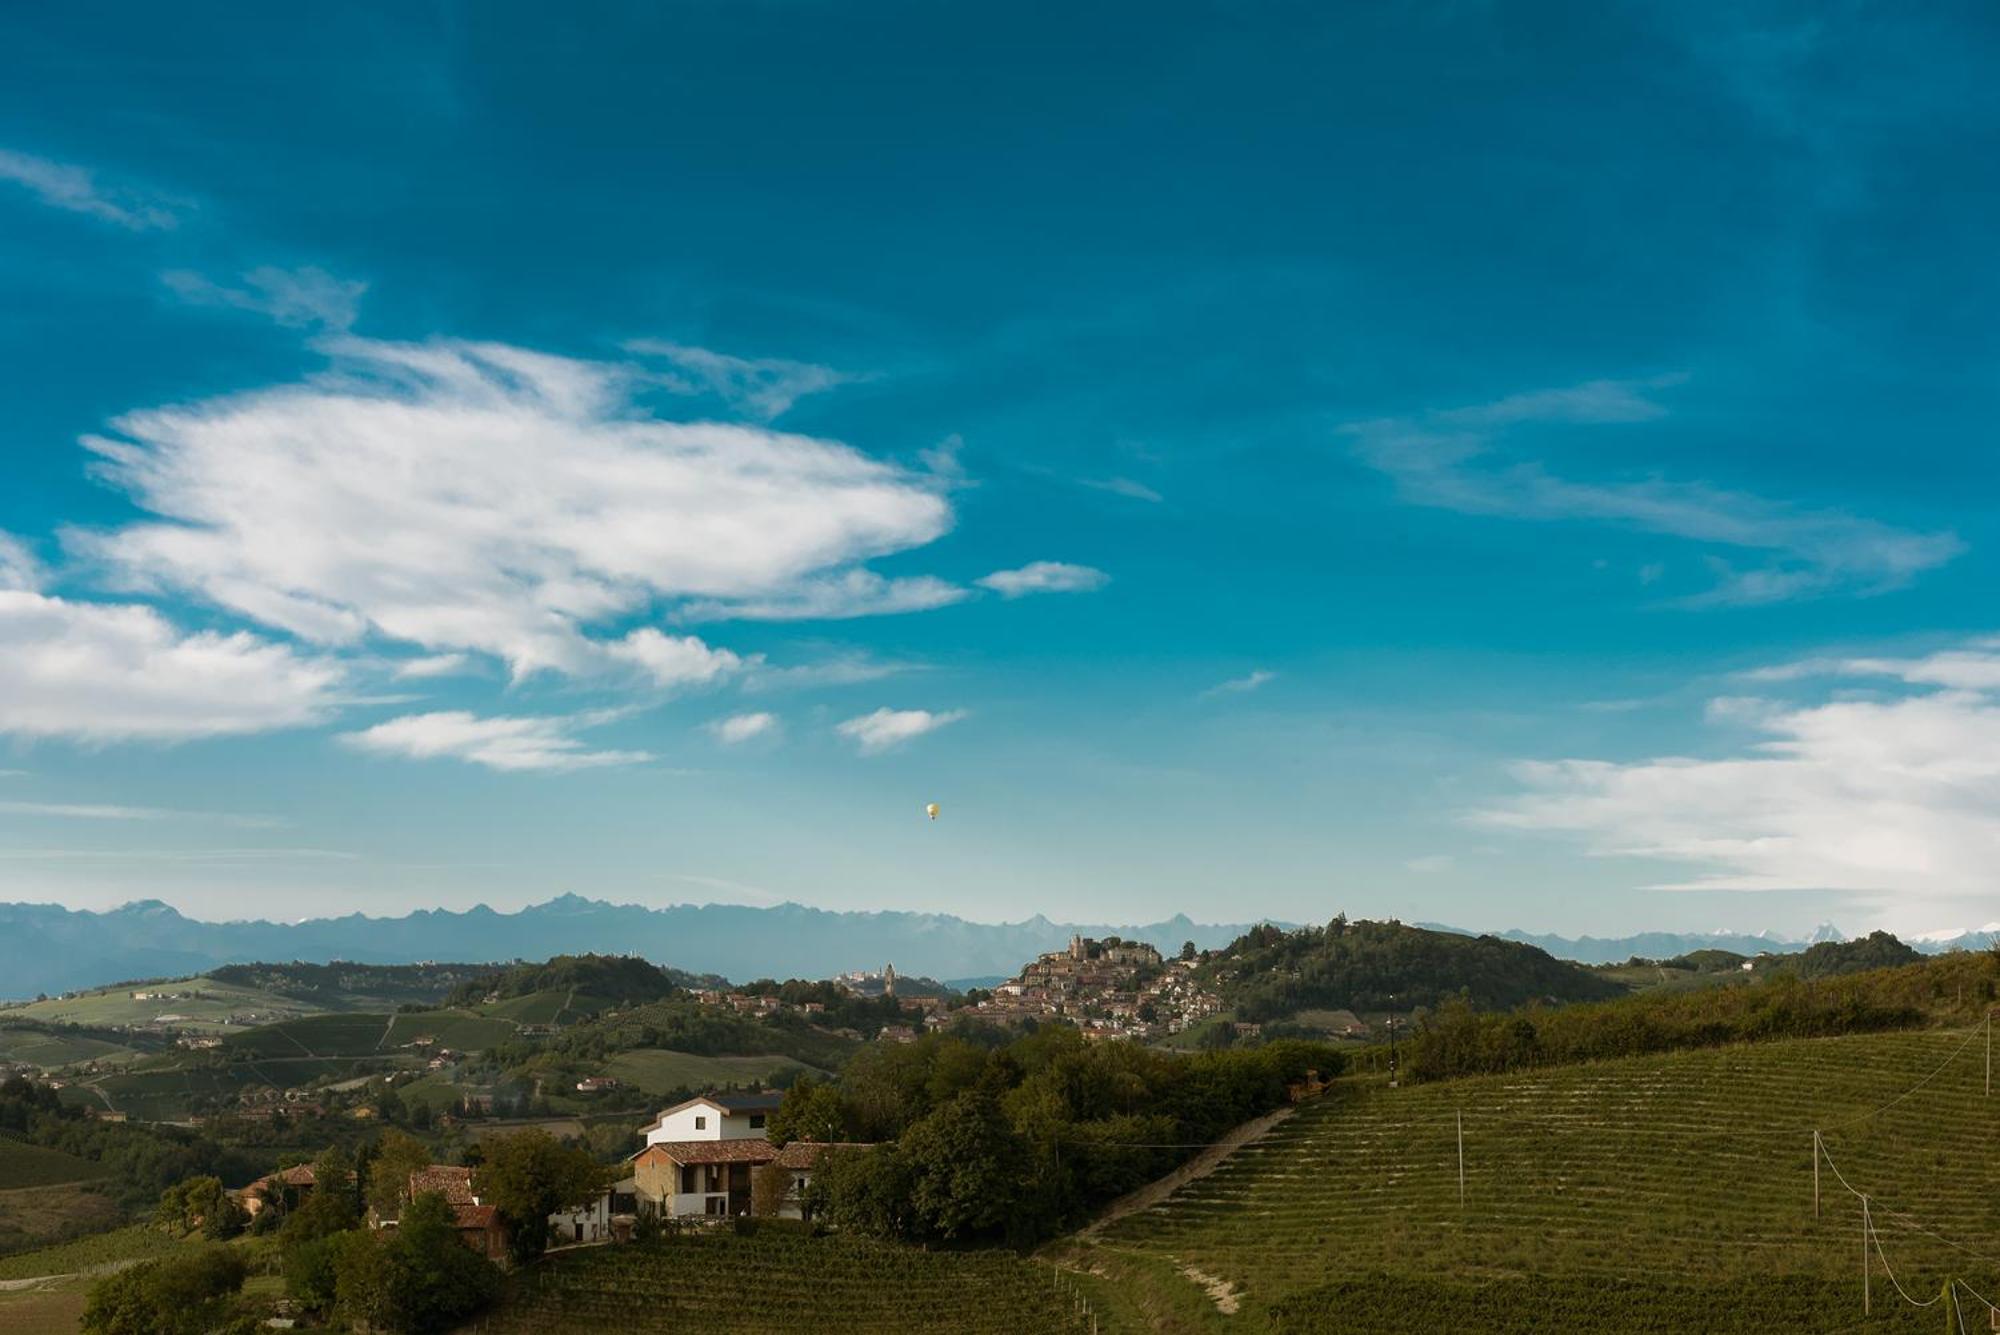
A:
[1985,1010,1991,1098]
[1813,1130,1820,1219]
[1456,1110,1466,1207]
[1862,1195,1871,1316]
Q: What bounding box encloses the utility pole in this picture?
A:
[1387,994,1399,1089]
[1862,1195,1871,1316]
[1456,1110,1465,1207]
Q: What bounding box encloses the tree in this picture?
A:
[475,1129,613,1263]
[896,1089,1022,1242]
[83,1246,247,1335]
[1180,941,1197,962]
[769,1076,850,1144]
[332,1192,501,1334]
[366,1129,434,1221]
[154,1175,241,1240]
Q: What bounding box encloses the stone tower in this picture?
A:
[883,962,896,997]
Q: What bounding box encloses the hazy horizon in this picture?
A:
[6,6,2000,940]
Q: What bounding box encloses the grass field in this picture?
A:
[477,1230,1097,1334]
[1067,1026,2000,1330]
[7,978,319,1032]
[0,1184,123,1260]
[604,1048,820,1095]
[0,1280,89,1335]
[0,1140,105,1191]
[218,1011,395,1058]
[0,1026,144,1072]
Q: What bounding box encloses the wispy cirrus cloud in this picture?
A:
[340,710,648,773]
[836,707,966,754]
[0,799,281,826]
[0,147,182,230]
[1201,669,1275,698]
[627,339,857,420]
[976,561,1109,599]
[1079,476,1164,503]
[679,570,967,623]
[1346,375,1961,605]
[162,265,365,331]
[67,336,955,677]
[1475,636,2000,926]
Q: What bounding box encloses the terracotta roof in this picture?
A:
[637,1139,778,1166]
[773,1141,872,1170]
[452,1202,500,1230]
[275,1164,318,1186]
[410,1165,477,1204]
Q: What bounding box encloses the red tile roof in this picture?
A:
[410,1165,477,1204]
[773,1141,872,1169]
[453,1202,500,1230]
[637,1139,778,1166]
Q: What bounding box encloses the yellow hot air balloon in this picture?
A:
[925,802,940,821]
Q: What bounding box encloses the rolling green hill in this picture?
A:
[0,1139,106,1190]
[1203,919,1625,1025]
[1064,1024,2000,1330]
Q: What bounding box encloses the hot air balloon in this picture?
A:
[925,803,940,821]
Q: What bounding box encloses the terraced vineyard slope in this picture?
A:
[473,1230,1098,1334]
[1072,1026,2000,1331]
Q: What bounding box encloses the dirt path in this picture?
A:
[1074,1104,1296,1240]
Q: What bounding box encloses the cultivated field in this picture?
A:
[1072,1026,2000,1329]
[472,1230,1098,1334]
[0,1140,106,1191]
[604,1048,821,1096]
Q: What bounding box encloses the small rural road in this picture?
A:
[1074,1104,1296,1239]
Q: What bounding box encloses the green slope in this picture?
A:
[1076,1026,2000,1330]
[479,1230,1094,1334]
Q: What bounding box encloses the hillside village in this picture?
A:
[963,935,1225,1038]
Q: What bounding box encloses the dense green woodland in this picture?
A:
[1402,946,1996,1081]
[773,1027,1343,1246]
[1206,918,1624,1021]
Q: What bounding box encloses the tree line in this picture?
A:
[767,1025,1344,1247]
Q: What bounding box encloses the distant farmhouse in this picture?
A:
[630,1092,866,1220]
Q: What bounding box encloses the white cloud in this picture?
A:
[0,589,343,742]
[391,653,472,680]
[976,561,1110,599]
[340,710,648,773]
[707,712,779,745]
[69,336,954,677]
[1347,376,1961,604]
[1202,669,1276,698]
[836,707,967,754]
[162,265,365,331]
[1404,854,1455,873]
[603,629,748,688]
[0,147,180,230]
[627,339,855,420]
[682,570,967,622]
[1475,638,2000,925]
[0,532,42,591]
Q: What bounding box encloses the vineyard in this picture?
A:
[1074,1026,2000,1329]
[0,1138,106,1190]
[470,1229,1099,1334]
[0,1224,182,1281]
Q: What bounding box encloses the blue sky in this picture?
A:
[3,2,1999,936]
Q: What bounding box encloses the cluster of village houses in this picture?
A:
[231,1090,860,1259]
[961,936,1225,1039]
